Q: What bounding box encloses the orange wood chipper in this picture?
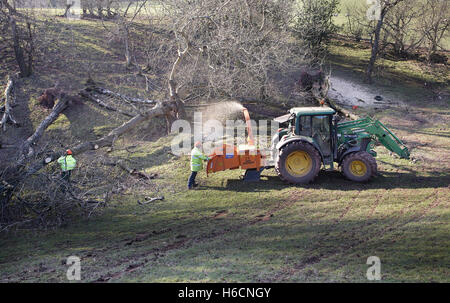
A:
[206,108,266,181]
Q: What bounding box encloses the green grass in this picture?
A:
[329,38,449,85]
[0,12,449,283]
[1,111,449,282]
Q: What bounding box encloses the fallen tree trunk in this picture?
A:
[313,77,360,121]
[0,75,18,131]
[87,86,157,105]
[80,90,135,117]
[1,100,172,200]
[321,96,360,121]
[21,101,172,178]
[17,93,71,164]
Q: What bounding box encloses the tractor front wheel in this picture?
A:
[341,151,377,182]
[276,141,321,184]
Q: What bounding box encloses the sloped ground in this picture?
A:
[0,15,169,165]
[0,100,448,282]
[0,17,449,282]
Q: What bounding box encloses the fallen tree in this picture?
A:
[9,94,175,185]
[301,70,360,121]
[0,78,180,230]
[17,92,70,164]
[79,90,135,117]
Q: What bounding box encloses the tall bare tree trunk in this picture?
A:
[365,11,386,83]
[124,25,132,68]
[9,16,31,78]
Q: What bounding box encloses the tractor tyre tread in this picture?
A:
[275,141,321,184]
[341,151,377,182]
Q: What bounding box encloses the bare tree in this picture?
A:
[420,0,449,62]
[153,0,307,105]
[0,0,36,77]
[104,0,148,68]
[382,0,424,58]
[366,0,404,83]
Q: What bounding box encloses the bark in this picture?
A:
[167,31,189,121]
[366,11,386,83]
[17,93,71,164]
[80,90,135,117]
[123,25,132,68]
[88,86,157,105]
[0,75,18,131]
[366,0,404,83]
[9,16,30,78]
[62,2,74,17]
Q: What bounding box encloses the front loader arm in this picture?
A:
[338,117,410,159]
[366,120,410,159]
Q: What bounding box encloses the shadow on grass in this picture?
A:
[202,170,449,192]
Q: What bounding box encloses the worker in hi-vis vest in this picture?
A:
[188,141,209,189]
[57,149,76,183]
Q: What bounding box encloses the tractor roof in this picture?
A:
[290,107,336,116]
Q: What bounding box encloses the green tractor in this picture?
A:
[271,107,410,184]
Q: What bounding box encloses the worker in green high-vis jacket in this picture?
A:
[57,149,77,183]
[188,141,209,190]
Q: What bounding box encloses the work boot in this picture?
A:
[193,183,199,188]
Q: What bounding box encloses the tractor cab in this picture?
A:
[273,107,337,169]
[291,107,336,158]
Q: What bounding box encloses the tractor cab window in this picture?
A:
[312,115,331,156]
[298,116,311,136]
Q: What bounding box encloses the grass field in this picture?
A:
[0,14,449,283]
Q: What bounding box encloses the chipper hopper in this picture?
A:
[206,106,410,184]
[206,108,266,181]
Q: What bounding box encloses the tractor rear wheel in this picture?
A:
[276,141,321,184]
[341,151,377,182]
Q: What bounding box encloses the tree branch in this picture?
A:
[0,75,17,131]
[80,90,135,117]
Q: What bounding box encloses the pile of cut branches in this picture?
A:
[0,77,180,231]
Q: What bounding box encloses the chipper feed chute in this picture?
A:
[206,108,265,181]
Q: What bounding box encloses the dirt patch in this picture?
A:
[213,210,229,219]
[328,76,403,108]
[94,189,308,282]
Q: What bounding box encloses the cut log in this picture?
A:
[321,97,360,121]
[138,196,164,205]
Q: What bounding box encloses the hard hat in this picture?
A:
[66,149,73,155]
[194,141,202,148]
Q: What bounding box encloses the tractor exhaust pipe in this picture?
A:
[242,108,255,146]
